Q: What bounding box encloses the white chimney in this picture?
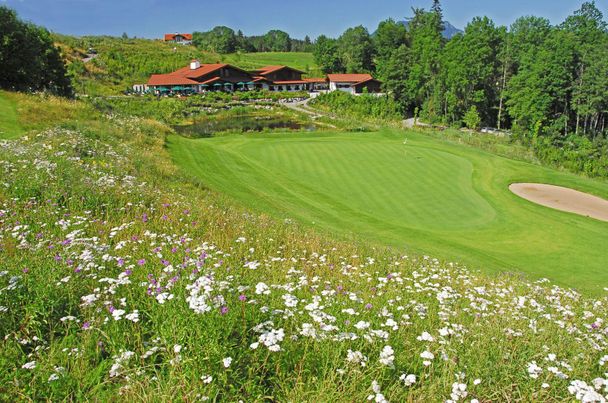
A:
[190,59,200,70]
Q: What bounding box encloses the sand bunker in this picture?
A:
[510,183,608,222]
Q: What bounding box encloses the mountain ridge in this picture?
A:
[398,19,463,39]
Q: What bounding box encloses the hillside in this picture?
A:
[53,35,320,95]
[2,90,608,401]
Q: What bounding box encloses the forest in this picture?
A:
[192,26,313,54]
[312,1,608,178]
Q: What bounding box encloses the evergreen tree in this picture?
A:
[403,7,444,118]
[431,0,445,33]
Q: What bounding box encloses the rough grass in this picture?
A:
[168,130,608,295]
[3,92,608,402]
[0,91,95,136]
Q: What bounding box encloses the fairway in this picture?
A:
[168,129,608,293]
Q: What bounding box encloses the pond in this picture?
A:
[173,114,316,138]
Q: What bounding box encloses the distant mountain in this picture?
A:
[398,20,463,39]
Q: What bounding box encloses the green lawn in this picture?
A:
[0,92,23,139]
[222,52,321,76]
[168,129,608,294]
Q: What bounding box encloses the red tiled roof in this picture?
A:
[147,74,199,86]
[200,77,223,85]
[255,65,306,75]
[183,64,228,79]
[164,64,226,79]
[327,74,373,83]
[148,62,254,86]
[164,33,192,41]
[304,77,327,83]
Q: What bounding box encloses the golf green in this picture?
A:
[168,129,608,294]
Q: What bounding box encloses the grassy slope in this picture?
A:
[168,130,608,294]
[222,52,321,76]
[54,35,319,95]
[0,92,23,139]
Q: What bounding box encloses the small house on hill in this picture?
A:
[327,74,382,94]
[164,33,192,45]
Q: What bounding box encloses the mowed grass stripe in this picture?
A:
[0,92,23,139]
[168,130,608,294]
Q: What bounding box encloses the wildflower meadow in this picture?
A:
[2,93,608,401]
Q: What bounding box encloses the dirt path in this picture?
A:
[283,98,337,128]
[82,53,99,63]
[283,98,324,119]
[510,183,608,222]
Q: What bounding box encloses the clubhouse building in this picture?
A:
[144,60,381,95]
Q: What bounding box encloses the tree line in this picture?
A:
[313,1,608,141]
[0,6,72,97]
[192,26,312,54]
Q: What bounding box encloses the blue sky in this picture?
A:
[2,0,606,39]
